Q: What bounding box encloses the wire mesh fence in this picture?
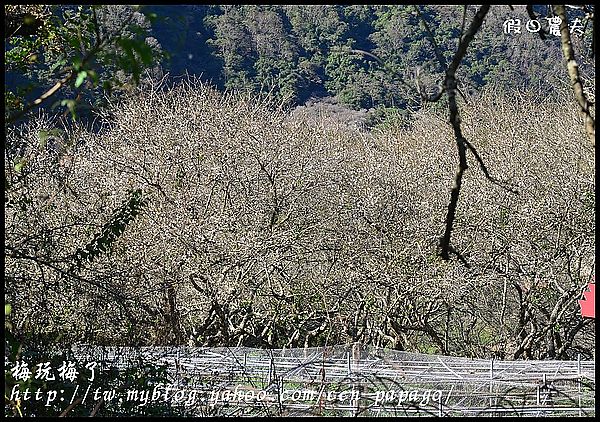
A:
[68,343,595,417]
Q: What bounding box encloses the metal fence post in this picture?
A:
[577,353,582,417]
[352,342,361,417]
[489,359,494,412]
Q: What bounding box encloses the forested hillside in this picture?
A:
[145,5,594,109]
[5,5,595,119]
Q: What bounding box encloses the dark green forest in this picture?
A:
[5,5,595,120]
[184,4,592,108]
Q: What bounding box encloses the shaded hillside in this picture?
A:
[144,5,593,108]
[5,5,595,118]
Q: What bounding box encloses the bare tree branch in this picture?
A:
[463,138,520,194]
[414,5,448,69]
[526,5,548,40]
[438,5,491,261]
[553,4,595,146]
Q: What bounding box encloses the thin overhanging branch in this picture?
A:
[463,138,520,194]
[553,4,595,146]
[439,80,468,262]
[438,4,491,261]
[526,5,548,40]
[447,5,491,76]
[4,244,149,324]
[414,6,448,69]
[6,41,103,125]
[352,5,513,263]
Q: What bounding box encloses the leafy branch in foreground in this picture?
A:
[72,188,147,272]
[5,5,162,125]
